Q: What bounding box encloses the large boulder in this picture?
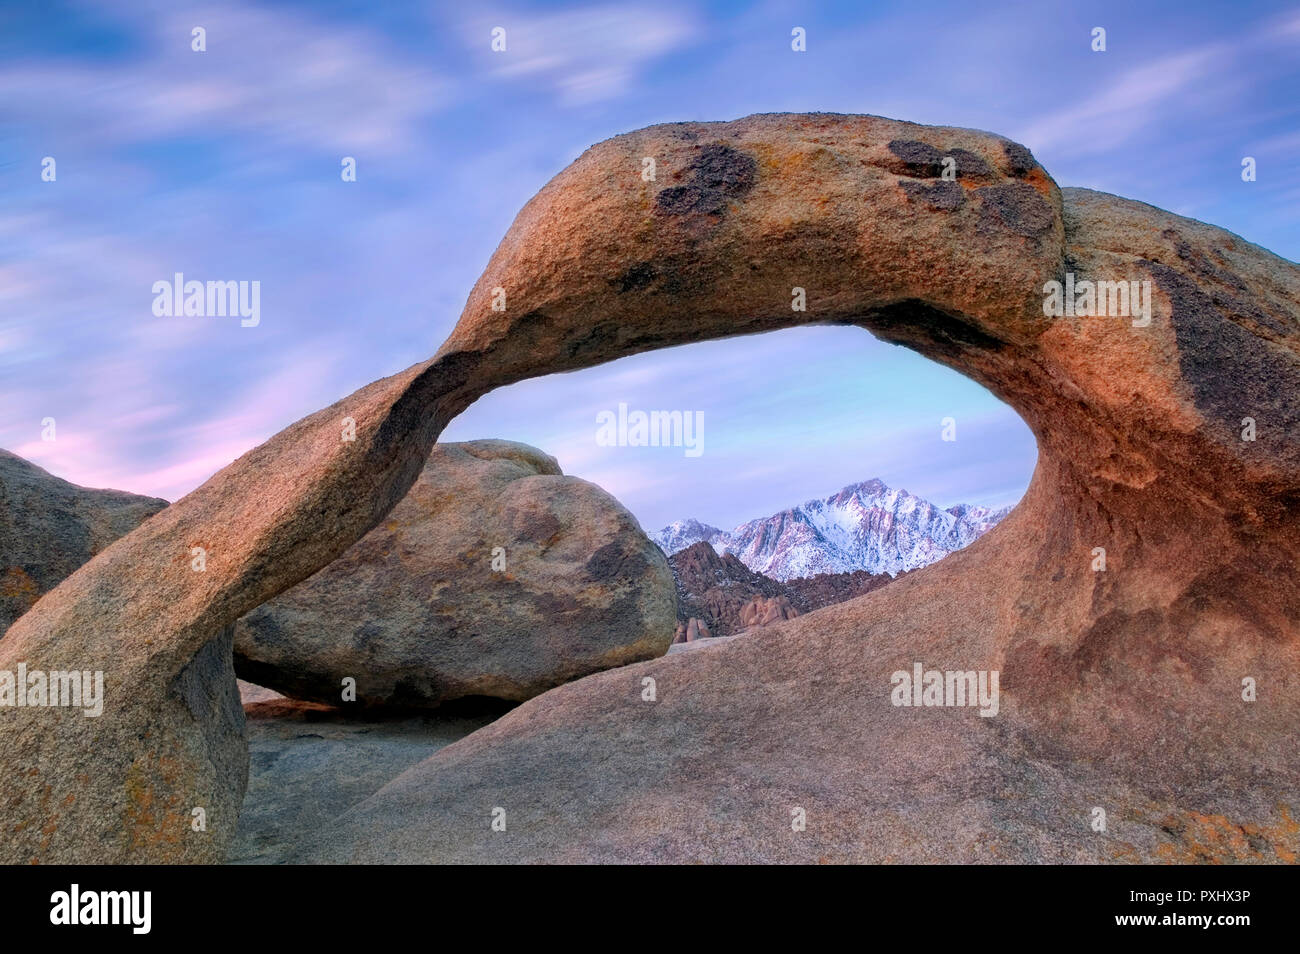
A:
[4,113,1297,863]
[232,440,676,708]
[0,450,167,633]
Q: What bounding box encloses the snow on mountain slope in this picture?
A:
[651,518,728,554]
[650,478,1011,581]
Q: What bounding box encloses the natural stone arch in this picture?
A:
[3,113,1296,863]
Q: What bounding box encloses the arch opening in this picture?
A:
[439,321,1039,596]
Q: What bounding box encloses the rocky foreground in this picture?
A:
[229,683,503,865]
[2,113,1297,864]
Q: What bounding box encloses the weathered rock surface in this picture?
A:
[5,113,1297,863]
[667,634,738,654]
[0,450,167,633]
[230,694,497,864]
[233,439,676,709]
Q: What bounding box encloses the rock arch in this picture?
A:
[3,114,1297,862]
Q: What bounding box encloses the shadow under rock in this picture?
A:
[229,686,515,864]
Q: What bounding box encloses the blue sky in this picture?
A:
[2,0,1297,531]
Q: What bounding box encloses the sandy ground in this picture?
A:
[229,681,504,864]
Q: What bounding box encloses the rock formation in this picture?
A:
[1,355,464,862]
[672,617,712,644]
[0,450,167,633]
[669,540,784,636]
[735,594,799,629]
[233,440,676,709]
[4,113,1297,864]
[668,539,894,636]
[781,566,898,609]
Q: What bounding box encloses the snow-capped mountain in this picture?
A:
[652,518,728,554]
[651,478,1012,581]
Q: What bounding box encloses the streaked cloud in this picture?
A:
[0,0,449,154]
[1020,48,1222,156]
[3,0,1293,533]
[456,4,698,104]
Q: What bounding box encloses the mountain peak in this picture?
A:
[844,477,889,496]
[652,518,726,555]
[651,478,1012,580]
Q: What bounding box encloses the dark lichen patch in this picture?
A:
[1207,285,1296,338]
[566,320,622,359]
[887,139,944,177]
[1002,141,1037,176]
[511,309,553,337]
[1174,241,1247,291]
[1146,260,1300,458]
[887,141,994,182]
[656,184,728,216]
[900,179,965,211]
[655,143,758,219]
[977,183,1055,237]
[505,507,563,545]
[1169,549,1297,645]
[584,541,649,583]
[690,143,758,195]
[946,147,994,180]
[526,589,584,617]
[1071,608,1209,681]
[613,261,659,293]
[239,607,288,650]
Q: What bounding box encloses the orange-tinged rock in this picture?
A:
[3,113,1296,863]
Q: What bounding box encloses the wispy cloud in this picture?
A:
[1,0,448,154]
[4,0,1291,532]
[9,343,343,500]
[1020,48,1222,156]
[456,4,698,104]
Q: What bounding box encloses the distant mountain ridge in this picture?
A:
[651,478,1012,581]
[667,540,897,639]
